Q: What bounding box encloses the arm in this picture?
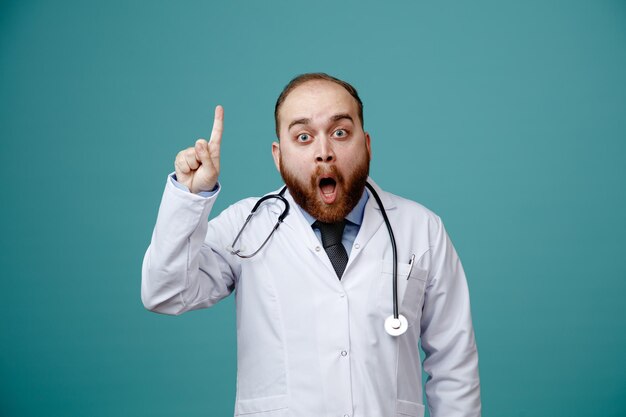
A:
[420,217,481,417]
[141,105,236,315]
[141,177,238,315]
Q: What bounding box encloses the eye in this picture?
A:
[297,133,310,142]
[333,129,348,138]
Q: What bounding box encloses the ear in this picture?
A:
[272,141,281,172]
[365,132,372,160]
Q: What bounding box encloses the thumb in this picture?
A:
[194,139,212,165]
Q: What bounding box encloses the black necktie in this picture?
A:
[313,220,349,279]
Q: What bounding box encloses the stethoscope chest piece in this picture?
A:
[384,314,408,336]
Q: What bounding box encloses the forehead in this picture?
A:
[279,80,359,124]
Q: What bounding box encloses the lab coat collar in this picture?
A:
[364,177,396,211]
[267,176,395,252]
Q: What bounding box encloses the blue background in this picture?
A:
[1,1,625,416]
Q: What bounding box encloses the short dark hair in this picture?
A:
[274,73,364,138]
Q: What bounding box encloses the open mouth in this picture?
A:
[318,177,338,204]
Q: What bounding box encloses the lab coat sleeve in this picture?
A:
[141,176,238,315]
[420,216,481,417]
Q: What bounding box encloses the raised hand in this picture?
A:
[174,105,224,194]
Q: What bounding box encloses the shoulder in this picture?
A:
[391,190,437,214]
[371,181,442,225]
[375,186,445,239]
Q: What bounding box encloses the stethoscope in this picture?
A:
[227,182,408,336]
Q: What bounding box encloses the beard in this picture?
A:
[279,152,370,223]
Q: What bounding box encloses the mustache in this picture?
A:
[310,164,345,187]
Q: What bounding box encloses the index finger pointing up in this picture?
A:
[209,105,224,145]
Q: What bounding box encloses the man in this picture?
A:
[142,73,481,417]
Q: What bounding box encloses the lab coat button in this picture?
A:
[343,414,350,417]
[341,350,348,357]
[354,243,360,249]
[340,293,345,298]
[315,246,321,252]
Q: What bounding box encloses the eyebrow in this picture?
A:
[288,118,310,131]
[330,114,353,123]
[287,114,354,131]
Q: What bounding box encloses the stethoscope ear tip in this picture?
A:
[385,314,408,336]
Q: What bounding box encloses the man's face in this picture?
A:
[272,80,372,223]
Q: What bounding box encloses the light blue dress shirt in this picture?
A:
[299,192,368,256]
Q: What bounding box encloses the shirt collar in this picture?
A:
[298,190,369,226]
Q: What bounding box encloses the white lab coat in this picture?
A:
[142,177,481,417]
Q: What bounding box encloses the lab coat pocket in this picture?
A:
[396,399,425,417]
[379,261,428,325]
[235,394,288,416]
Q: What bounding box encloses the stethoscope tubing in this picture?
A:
[364,182,399,320]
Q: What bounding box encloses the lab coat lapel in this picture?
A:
[267,186,341,283]
[346,178,396,268]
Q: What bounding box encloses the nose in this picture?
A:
[315,136,335,163]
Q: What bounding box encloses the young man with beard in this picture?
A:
[142,73,481,417]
